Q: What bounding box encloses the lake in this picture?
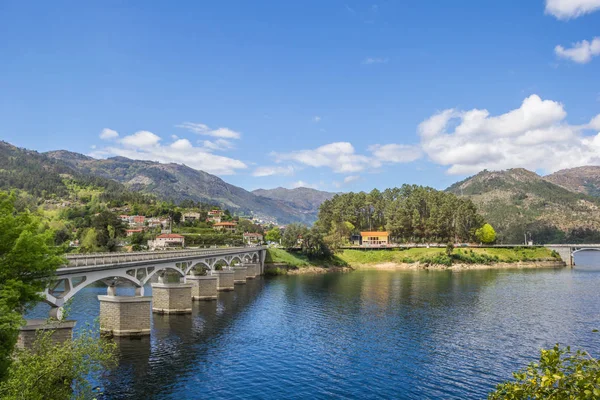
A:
[28,250,600,399]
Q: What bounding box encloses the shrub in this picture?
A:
[489,344,600,399]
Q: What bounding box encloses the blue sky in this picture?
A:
[1,0,600,192]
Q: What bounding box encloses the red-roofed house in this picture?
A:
[213,221,237,233]
[125,229,144,237]
[243,232,263,244]
[148,233,185,249]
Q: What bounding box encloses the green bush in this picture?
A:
[489,344,600,399]
[264,267,287,277]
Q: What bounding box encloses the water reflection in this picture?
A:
[25,263,600,399]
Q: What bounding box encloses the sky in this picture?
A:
[1,0,600,193]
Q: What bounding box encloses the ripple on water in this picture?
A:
[26,264,600,400]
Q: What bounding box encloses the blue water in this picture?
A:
[27,252,600,399]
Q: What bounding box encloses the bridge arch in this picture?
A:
[572,248,600,255]
[186,261,212,275]
[44,270,143,308]
[141,263,186,286]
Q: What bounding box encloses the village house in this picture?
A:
[360,231,390,247]
[182,212,201,222]
[243,232,263,244]
[213,221,237,233]
[125,229,144,237]
[148,233,185,249]
[207,209,225,224]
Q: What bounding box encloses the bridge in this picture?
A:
[545,244,600,267]
[30,247,266,338]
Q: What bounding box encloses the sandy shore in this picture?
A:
[266,260,565,275]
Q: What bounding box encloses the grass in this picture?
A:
[336,247,558,266]
[265,248,348,268]
[265,248,312,267]
[267,247,559,268]
[264,267,288,277]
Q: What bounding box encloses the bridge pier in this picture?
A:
[186,275,218,300]
[17,319,76,349]
[98,290,152,337]
[215,270,235,291]
[546,245,573,267]
[151,281,193,314]
[233,266,248,284]
[244,263,259,279]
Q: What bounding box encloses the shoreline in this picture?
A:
[265,260,565,275]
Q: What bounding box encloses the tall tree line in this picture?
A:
[317,185,484,243]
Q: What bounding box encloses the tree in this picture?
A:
[79,228,98,253]
[281,223,308,248]
[489,344,600,399]
[476,223,496,244]
[0,323,117,400]
[265,227,281,243]
[0,191,65,379]
[302,226,331,259]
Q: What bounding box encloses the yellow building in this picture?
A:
[360,231,389,246]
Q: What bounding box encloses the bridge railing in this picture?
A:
[64,247,265,268]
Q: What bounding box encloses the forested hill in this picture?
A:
[44,147,311,224]
[0,141,150,204]
[544,166,600,197]
[317,186,484,244]
[446,168,600,243]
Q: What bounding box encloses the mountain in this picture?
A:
[252,187,336,221]
[446,168,600,243]
[45,150,312,224]
[544,166,600,197]
[0,141,134,199]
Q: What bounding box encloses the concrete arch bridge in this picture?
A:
[43,247,266,320]
[545,244,600,267]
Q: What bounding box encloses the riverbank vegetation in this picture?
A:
[266,247,559,270]
[318,185,487,244]
[0,190,118,397]
[488,344,600,399]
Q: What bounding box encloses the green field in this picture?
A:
[265,248,313,267]
[267,247,559,268]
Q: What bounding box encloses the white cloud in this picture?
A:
[313,116,322,122]
[202,139,235,152]
[121,131,162,147]
[589,114,600,129]
[362,57,388,65]
[95,130,247,175]
[368,144,422,163]
[290,180,318,189]
[555,37,600,63]
[99,128,119,140]
[343,175,360,184]
[274,142,372,173]
[252,165,295,177]
[545,0,600,19]
[418,94,600,175]
[176,122,241,139]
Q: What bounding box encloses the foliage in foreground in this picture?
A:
[489,344,600,399]
[0,191,65,379]
[0,323,117,400]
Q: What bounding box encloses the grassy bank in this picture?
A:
[338,247,558,266]
[266,247,560,270]
[265,248,348,268]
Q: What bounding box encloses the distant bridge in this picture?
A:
[545,244,600,267]
[44,247,266,318]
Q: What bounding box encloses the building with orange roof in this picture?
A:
[213,221,237,233]
[360,231,389,246]
[148,233,185,249]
